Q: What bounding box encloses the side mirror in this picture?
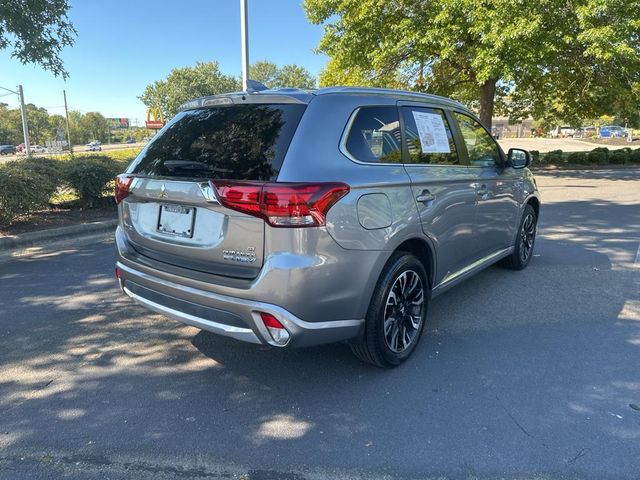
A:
[508,148,531,169]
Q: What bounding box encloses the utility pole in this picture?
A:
[16,85,31,157]
[63,90,73,155]
[240,0,250,91]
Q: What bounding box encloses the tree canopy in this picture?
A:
[139,62,241,119]
[0,103,147,146]
[304,0,640,128]
[140,61,316,118]
[250,61,316,89]
[0,0,76,77]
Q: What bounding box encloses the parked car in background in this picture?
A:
[599,125,626,138]
[550,126,576,138]
[114,86,540,367]
[85,142,102,152]
[0,145,17,155]
[30,145,47,153]
[574,126,596,138]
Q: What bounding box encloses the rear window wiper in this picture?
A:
[164,160,211,171]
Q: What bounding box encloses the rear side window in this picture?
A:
[344,106,402,163]
[129,104,306,180]
[401,107,459,165]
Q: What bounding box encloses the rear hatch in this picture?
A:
[117,101,307,279]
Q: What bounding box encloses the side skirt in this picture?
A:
[431,246,513,298]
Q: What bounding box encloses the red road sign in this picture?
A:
[145,120,165,129]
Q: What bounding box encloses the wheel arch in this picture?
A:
[394,237,435,289]
[526,196,540,218]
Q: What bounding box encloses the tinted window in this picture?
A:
[345,106,402,163]
[402,107,459,165]
[129,104,306,180]
[453,112,501,167]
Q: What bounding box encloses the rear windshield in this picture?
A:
[128,104,306,180]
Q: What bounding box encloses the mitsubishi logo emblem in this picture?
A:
[159,184,167,198]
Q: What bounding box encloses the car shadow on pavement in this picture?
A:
[534,168,640,182]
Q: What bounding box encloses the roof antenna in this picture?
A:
[246,79,268,92]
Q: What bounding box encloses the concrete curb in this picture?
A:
[0,219,118,252]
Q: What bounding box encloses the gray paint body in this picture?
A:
[116,86,540,347]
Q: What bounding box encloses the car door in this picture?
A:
[451,111,520,258]
[399,103,479,283]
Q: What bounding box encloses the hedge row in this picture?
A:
[532,147,640,166]
[0,155,130,226]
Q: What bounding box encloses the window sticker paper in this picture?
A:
[412,111,451,153]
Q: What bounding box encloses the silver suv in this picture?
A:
[115,87,540,367]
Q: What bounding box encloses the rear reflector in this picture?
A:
[260,312,290,346]
[260,312,284,329]
[211,181,349,227]
[115,175,133,205]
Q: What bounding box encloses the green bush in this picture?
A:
[6,156,65,201]
[0,165,53,226]
[62,155,125,207]
[566,152,588,164]
[588,147,609,164]
[630,148,640,164]
[529,150,540,164]
[609,149,630,165]
[544,149,564,164]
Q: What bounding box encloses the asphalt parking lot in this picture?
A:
[0,169,639,480]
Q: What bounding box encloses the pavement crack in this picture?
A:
[495,394,535,439]
[567,447,591,464]
[0,378,54,416]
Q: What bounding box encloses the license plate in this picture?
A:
[157,204,195,238]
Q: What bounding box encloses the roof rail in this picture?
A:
[315,86,467,108]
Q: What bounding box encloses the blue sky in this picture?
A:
[0,0,327,124]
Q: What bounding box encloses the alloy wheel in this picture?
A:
[519,213,536,263]
[383,270,425,353]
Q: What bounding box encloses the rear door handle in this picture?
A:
[416,190,435,203]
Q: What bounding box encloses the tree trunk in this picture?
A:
[479,78,497,130]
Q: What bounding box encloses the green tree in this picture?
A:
[140,61,316,119]
[0,104,17,145]
[274,64,316,89]
[0,103,23,145]
[48,114,67,141]
[304,0,640,128]
[0,0,76,77]
[80,112,109,143]
[139,61,240,118]
[250,61,280,87]
[26,105,51,144]
[67,110,85,145]
[250,61,316,89]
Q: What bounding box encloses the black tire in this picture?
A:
[351,252,429,368]
[501,204,537,270]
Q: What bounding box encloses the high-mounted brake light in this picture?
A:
[115,175,133,205]
[211,181,349,227]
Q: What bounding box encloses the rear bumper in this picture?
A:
[116,260,364,348]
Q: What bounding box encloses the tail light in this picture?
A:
[211,181,349,227]
[115,175,133,205]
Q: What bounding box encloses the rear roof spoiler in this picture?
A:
[179,89,312,112]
